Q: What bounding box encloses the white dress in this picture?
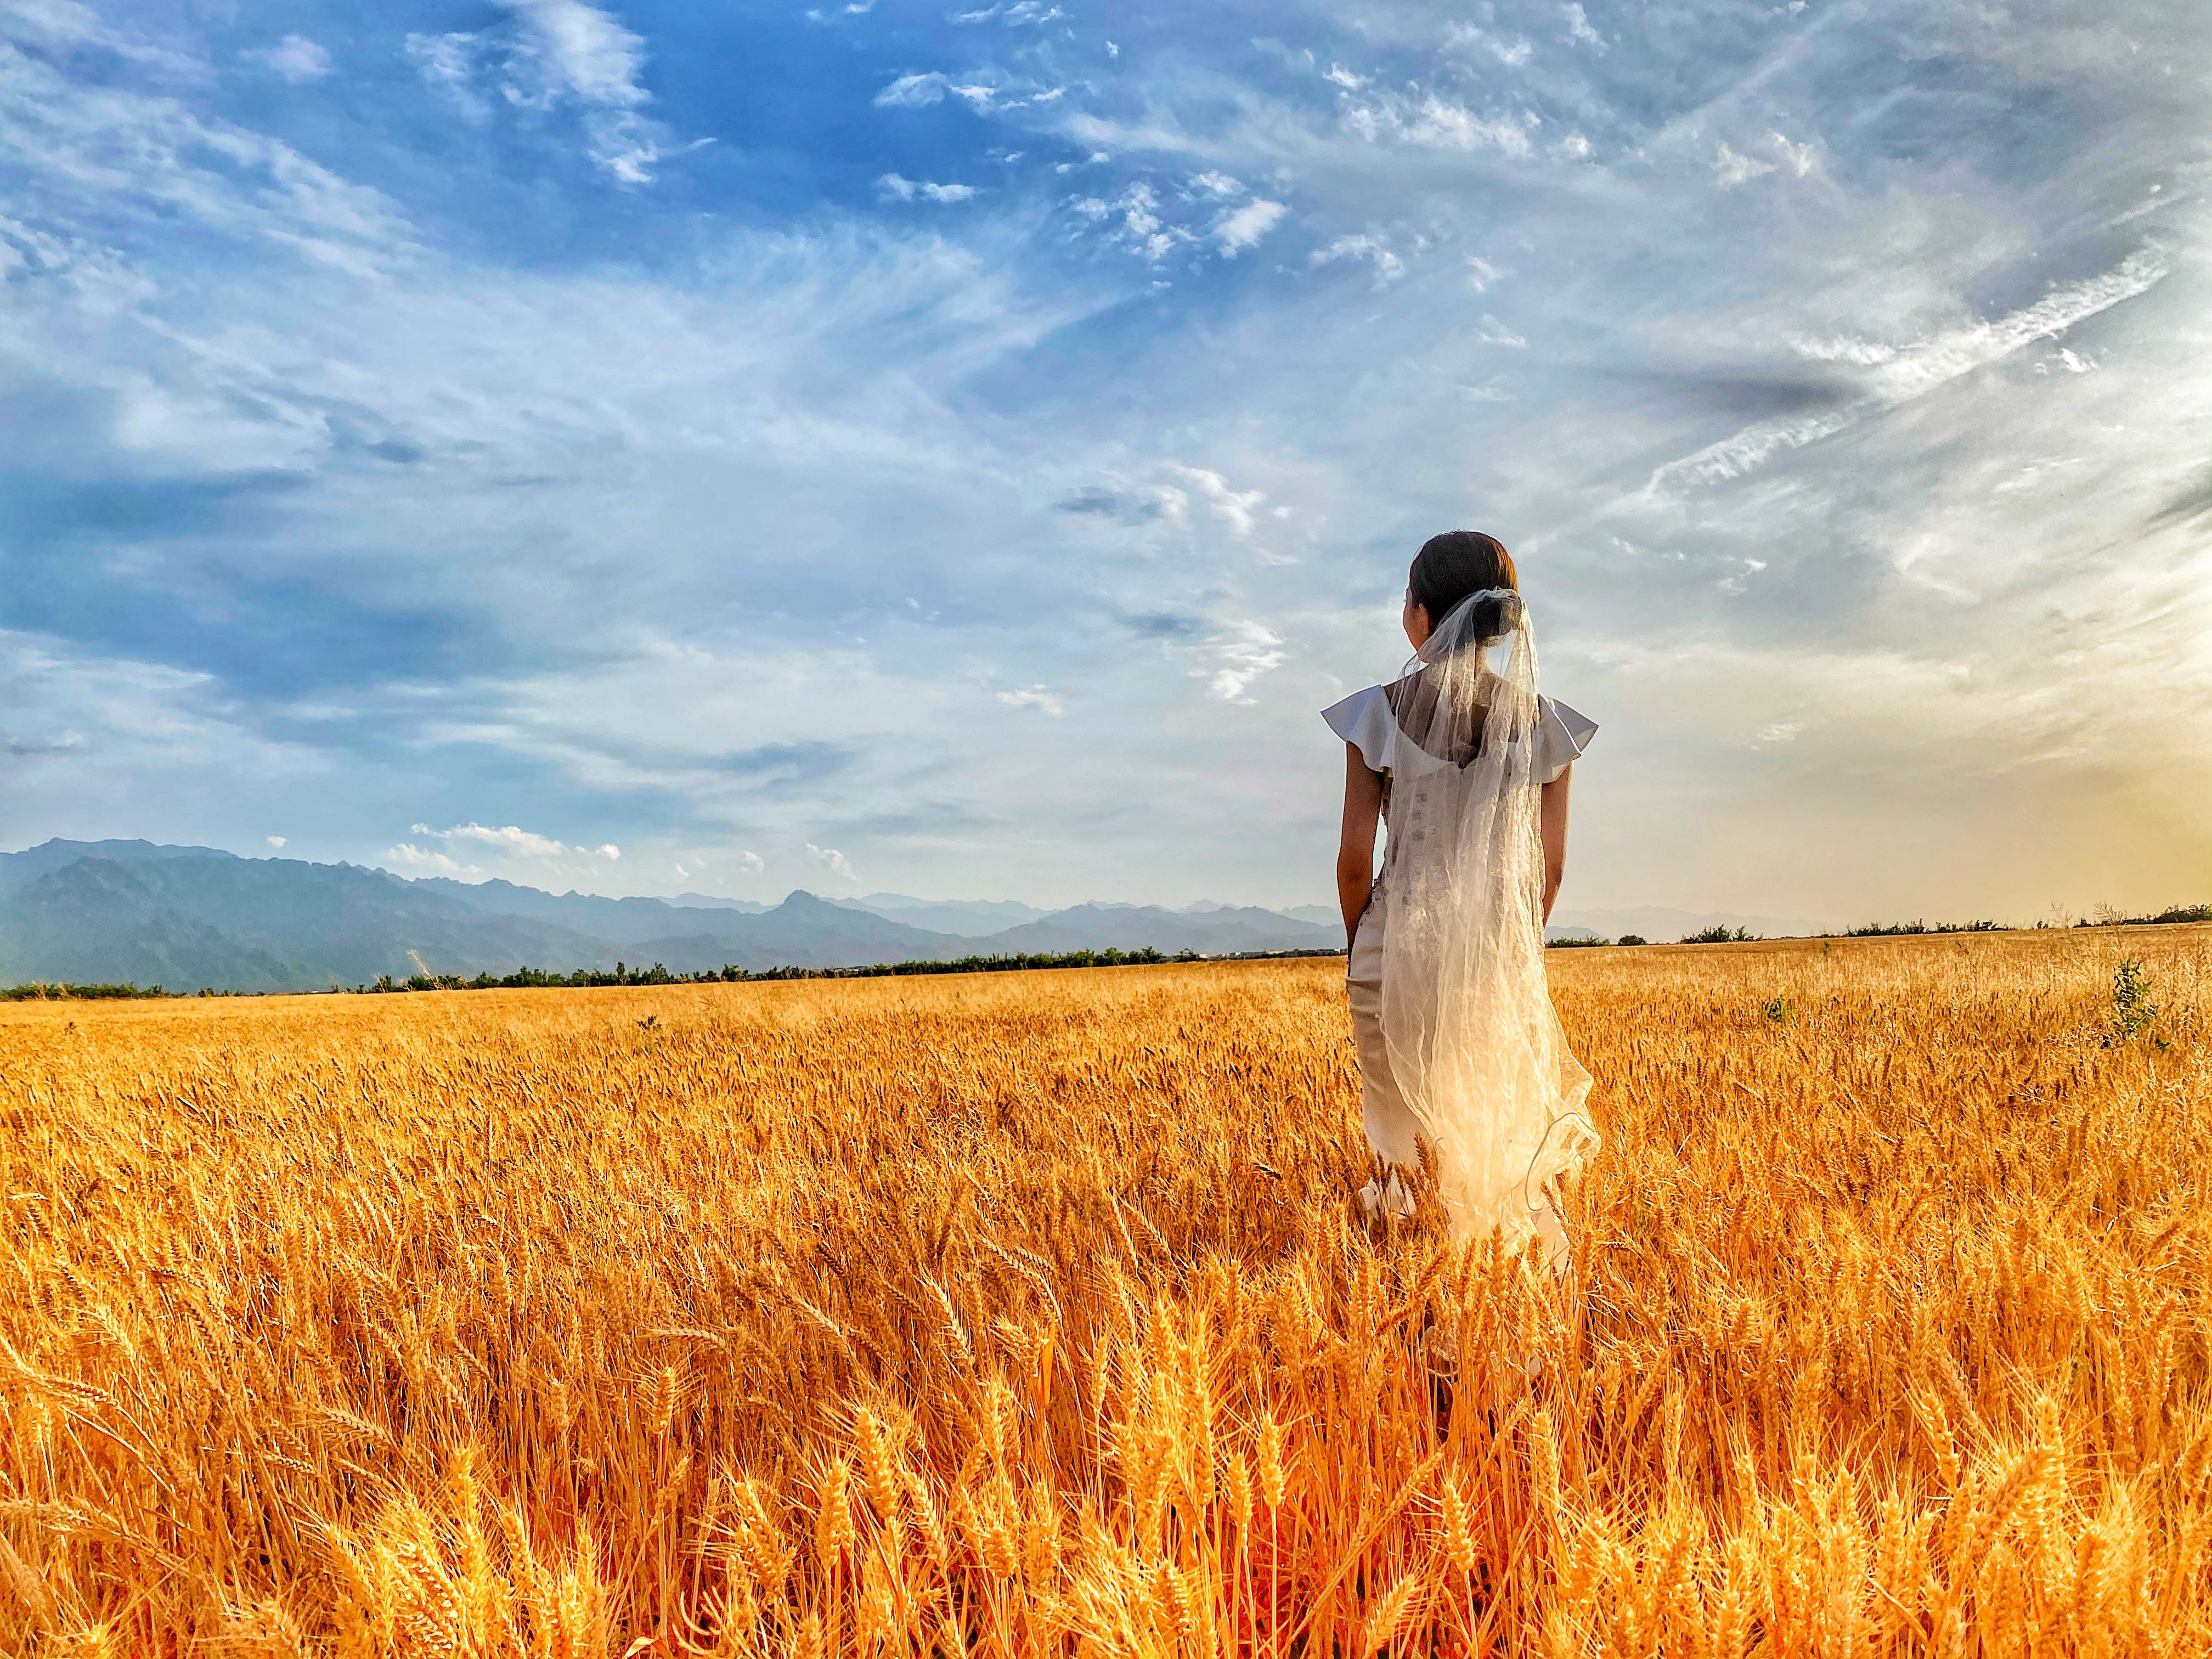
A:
[1322,680,1597,1236]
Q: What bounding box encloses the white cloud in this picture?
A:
[1562,4,1605,48]
[877,173,981,204]
[1790,335,1900,368]
[1311,232,1404,286]
[404,33,490,120]
[243,35,333,82]
[805,843,857,880]
[1714,143,1778,188]
[0,1,201,71]
[1861,250,2167,403]
[1324,64,1367,89]
[0,45,413,286]
[266,834,287,848]
[1475,313,1526,347]
[678,847,764,881]
[403,0,694,183]
[386,843,469,876]
[1139,482,1190,524]
[1465,255,1501,291]
[1198,622,1286,704]
[1345,94,1536,159]
[949,2,1063,22]
[1443,24,1533,67]
[996,685,1065,715]
[1646,247,2171,499]
[1071,183,1191,262]
[1718,556,1769,595]
[1211,197,1285,255]
[875,72,945,105]
[1165,464,1266,536]
[875,71,998,109]
[1189,170,1245,198]
[494,0,651,110]
[407,821,619,861]
[443,822,563,856]
[1712,132,1814,188]
[1770,132,1817,177]
[1992,458,2084,494]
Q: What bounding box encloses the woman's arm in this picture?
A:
[1539,765,1572,924]
[1337,744,1384,947]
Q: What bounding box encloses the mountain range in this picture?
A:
[0,840,1345,992]
[0,839,1835,994]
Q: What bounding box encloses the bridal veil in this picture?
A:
[1376,589,1599,1246]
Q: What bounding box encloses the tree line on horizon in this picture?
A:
[4,900,2205,1000]
[0,944,1345,1000]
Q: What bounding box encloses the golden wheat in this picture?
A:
[2,928,2208,1655]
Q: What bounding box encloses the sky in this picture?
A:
[1,0,2207,923]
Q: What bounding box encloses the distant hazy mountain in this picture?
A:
[984,903,1338,957]
[410,877,758,946]
[0,850,612,991]
[0,840,1341,991]
[0,838,235,900]
[668,893,772,913]
[827,893,1053,936]
[0,859,293,989]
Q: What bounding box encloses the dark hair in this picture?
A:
[1408,531,1519,637]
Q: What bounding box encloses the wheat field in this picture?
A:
[2,928,2208,1656]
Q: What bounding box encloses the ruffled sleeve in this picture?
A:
[1322,685,1395,774]
[1534,696,1597,783]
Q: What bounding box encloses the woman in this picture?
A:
[1322,531,1599,1273]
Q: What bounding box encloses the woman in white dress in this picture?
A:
[1323,531,1600,1272]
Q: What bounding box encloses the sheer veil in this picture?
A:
[1376,589,1599,1246]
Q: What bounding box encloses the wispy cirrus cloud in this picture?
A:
[877,172,980,203]
[950,2,1063,25]
[1311,232,1404,285]
[403,0,703,182]
[996,685,1064,715]
[874,71,1000,110]
[242,35,333,82]
[1340,91,1536,157]
[1199,622,1288,704]
[1637,247,2172,500]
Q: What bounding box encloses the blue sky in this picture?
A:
[2,0,2206,921]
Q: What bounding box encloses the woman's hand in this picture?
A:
[1337,744,1384,947]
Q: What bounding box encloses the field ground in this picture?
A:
[3,928,2209,1655]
